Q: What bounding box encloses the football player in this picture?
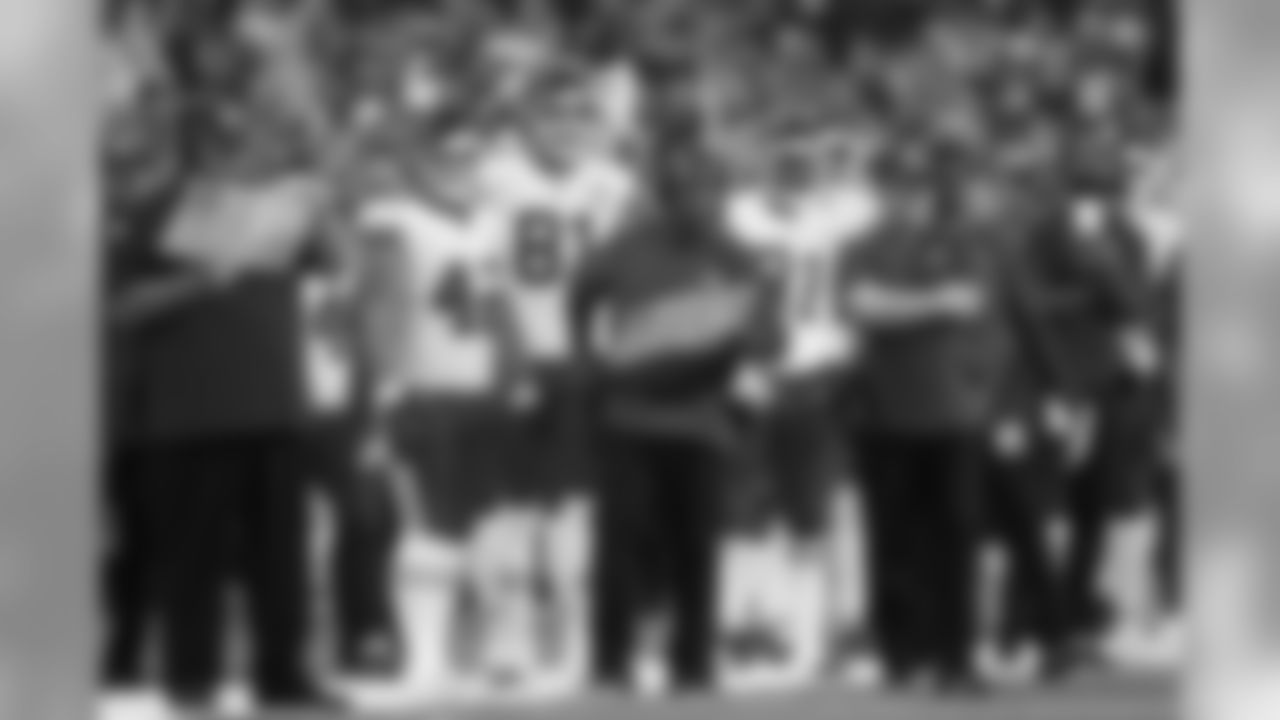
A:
[350,127,520,702]
[470,80,639,694]
[720,124,883,684]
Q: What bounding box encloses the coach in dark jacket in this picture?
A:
[130,154,337,710]
[572,128,775,693]
[103,134,188,691]
[841,155,1012,691]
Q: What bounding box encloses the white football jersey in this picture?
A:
[357,193,507,399]
[476,138,637,365]
[725,181,883,377]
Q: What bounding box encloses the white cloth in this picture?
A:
[163,174,322,277]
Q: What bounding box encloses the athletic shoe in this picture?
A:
[97,690,173,720]
[841,655,886,691]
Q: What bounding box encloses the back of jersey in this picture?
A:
[481,142,635,368]
[358,194,505,400]
[724,182,881,378]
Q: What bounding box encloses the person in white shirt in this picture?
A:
[720,133,883,685]
[470,94,639,693]
[351,136,522,702]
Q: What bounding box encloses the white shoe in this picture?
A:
[97,691,172,720]
[772,657,820,693]
[340,678,435,714]
[841,655,885,691]
[722,663,785,696]
[981,644,1040,689]
[1107,620,1185,672]
[212,684,254,718]
[1149,616,1186,668]
[634,654,670,699]
[1103,624,1153,670]
[523,661,587,703]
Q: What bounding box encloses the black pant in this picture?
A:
[1151,460,1181,614]
[593,427,719,690]
[984,441,1068,655]
[155,431,312,701]
[102,446,163,688]
[308,417,400,672]
[857,431,984,680]
[1063,387,1161,637]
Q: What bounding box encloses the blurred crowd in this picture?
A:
[102,0,1180,715]
[104,0,1174,210]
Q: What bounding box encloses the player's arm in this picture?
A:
[839,230,987,327]
[844,276,986,326]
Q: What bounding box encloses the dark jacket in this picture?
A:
[131,267,312,443]
[842,220,1014,434]
[105,172,188,448]
[572,198,777,448]
[1017,204,1151,401]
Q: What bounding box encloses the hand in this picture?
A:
[507,381,540,412]
[1072,199,1108,238]
[936,284,986,318]
[731,366,775,409]
[993,418,1030,460]
[1042,397,1081,441]
[1043,398,1095,466]
[1119,327,1162,377]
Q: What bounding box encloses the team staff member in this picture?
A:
[102,79,189,692]
[958,170,1074,679]
[1024,174,1155,645]
[573,114,776,693]
[301,196,404,679]
[841,150,1012,693]
[720,133,882,673]
[140,131,338,711]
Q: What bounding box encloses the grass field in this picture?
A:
[298,671,1175,720]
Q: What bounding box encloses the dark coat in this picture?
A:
[841,220,1016,434]
[572,197,777,448]
[128,267,312,443]
[1016,204,1151,402]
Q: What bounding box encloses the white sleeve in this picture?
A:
[832,185,884,242]
[723,192,774,247]
[584,165,636,240]
[356,197,414,236]
[475,145,541,211]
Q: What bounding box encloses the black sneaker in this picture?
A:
[339,633,404,679]
[257,681,348,714]
[167,687,219,715]
[826,626,875,674]
[1041,643,1082,684]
